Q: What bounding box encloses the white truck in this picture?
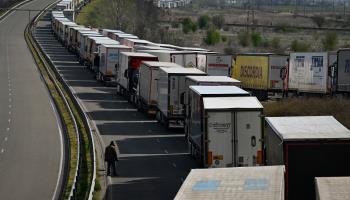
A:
[175,166,285,200]
[206,54,233,76]
[289,52,329,93]
[188,96,263,168]
[137,61,183,115]
[157,67,206,128]
[116,52,158,101]
[337,49,350,92]
[98,44,132,84]
[122,38,153,48]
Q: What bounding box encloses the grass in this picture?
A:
[263,97,350,129]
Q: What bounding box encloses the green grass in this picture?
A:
[263,97,350,129]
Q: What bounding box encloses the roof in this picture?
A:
[124,38,153,44]
[159,67,205,75]
[315,177,350,200]
[134,45,175,51]
[203,97,263,110]
[174,166,285,200]
[265,116,350,141]
[190,86,249,96]
[186,76,241,83]
[142,61,183,68]
[101,44,130,49]
[121,52,158,58]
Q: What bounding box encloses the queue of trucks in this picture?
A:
[51,2,350,199]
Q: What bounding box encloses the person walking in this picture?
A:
[105,141,119,176]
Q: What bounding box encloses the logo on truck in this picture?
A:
[240,65,263,79]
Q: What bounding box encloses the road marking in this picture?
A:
[8,111,11,115]
[9,93,11,96]
[6,128,10,132]
[8,105,11,108]
[9,98,11,102]
[8,119,11,123]
[1,149,4,153]
[164,149,168,154]
[4,137,8,142]
[172,163,177,168]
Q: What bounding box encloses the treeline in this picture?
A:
[0,0,21,8]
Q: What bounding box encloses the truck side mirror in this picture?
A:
[180,92,185,105]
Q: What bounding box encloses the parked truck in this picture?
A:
[188,95,263,168]
[265,116,350,200]
[315,177,350,200]
[205,54,233,76]
[116,52,158,101]
[98,44,132,84]
[337,49,350,93]
[233,53,288,100]
[289,52,329,93]
[137,61,183,115]
[175,166,285,200]
[157,67,206,128]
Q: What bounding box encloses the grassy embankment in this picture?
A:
[263,97,350,129]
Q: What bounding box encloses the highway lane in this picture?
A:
[35,15,200,200]
[0,1,63,199]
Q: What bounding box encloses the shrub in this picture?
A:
[212,15,225,30]
[271,37,281,49]
[222,35,227,42]
[182,17,197,34]
[197,15,211,29]
[204,28,221,45]
[322,32,338,51]
[251,32,262,47]
[291,39,310,52]
[237,31,250,47]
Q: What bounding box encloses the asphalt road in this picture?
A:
[35,14,200,200]
[0,1,63,199]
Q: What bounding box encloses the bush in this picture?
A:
[291,39,310,52]
[312,15,326,28]
[182,17,197,34]
[251,32,262,47]
[238,31,250,47]
[222,35,227,42]
[212,15,225,30]
[204,28,221,45]
[271,37,281,49]
[322,32,338,51]
[197,15,210,29]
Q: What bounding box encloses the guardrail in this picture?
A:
[24,1,96,200]
[0,0,34,21]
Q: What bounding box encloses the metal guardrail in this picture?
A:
[0,0,34,21]
[25,1,96,199]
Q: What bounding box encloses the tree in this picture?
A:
[291,39,310,52]
[197,15,211,29]
[212,15,225,30]
[204,28,221,45]
[238,31,250,47]
[182,17,197,34]
[322,32,338,51]
[251,32,262,47]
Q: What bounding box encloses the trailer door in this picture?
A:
[235,111,262,167]
[207,111,233,168]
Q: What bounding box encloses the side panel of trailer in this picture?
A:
[171,54,184,67]
[269,55,288,90]
[233,55,269,89]
[206,55,232,76]
[184,54,197,68]
[158,69,169,118]
[337,50,350,92]
[197,54,207,72]
[139,65,153,104]
[289,52,328,93]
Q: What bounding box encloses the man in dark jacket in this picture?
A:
[105,141,119,176]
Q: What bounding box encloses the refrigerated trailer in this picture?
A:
[116,52,158,100]
[206,54,232,76]
[189,96,263,168]
[174,166,285,200]
[157,67,206,128]
[265,116,350,200]
[289,52,329,93]
[337,49,350,92]
[233,53,288,100]
[98,44,132,84]
[137,61,183,115]
[315,177,350,200]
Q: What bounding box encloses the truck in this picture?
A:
[337,49,350,92]
[289,52,329,93]
[122,38,153,48]
[137,61,183,115]
[67,26,91,52]
[157,67,206,128]
[188,95,263,168]
[110,32,138,43]
[116,52,159,101]
[175,166,285,200]
[205,54,233,76]
[98,44,132,84]
[265,116,350,200]
[78,33,103,63]
[233,53,288,100]
[315,177,350,200]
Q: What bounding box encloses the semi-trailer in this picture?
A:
[175,166,285,200]
[188,95,263,168]
[315,177,350,200]
[206,54,233,76]
[265,116,350,200]
[337,49,350,93]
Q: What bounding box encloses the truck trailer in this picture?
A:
[175,166,285,200]
[188,96,263,168]
[205,54,233,76]
[315,177,350,200]
[157,67,206,128]
[265,116,350,200]
[137,61,183,115]
[337,49,350,92]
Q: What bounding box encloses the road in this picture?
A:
[35,13,200,200]
[0,0,63,199]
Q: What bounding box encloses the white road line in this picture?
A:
[4,137,8,142]
[8,111,11,115]
[1,149,4,153]
[8,105,11,108]
[8,119,11,123]
[6,128,10,132]
[9,93,11,96]
[9,98,11,102]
